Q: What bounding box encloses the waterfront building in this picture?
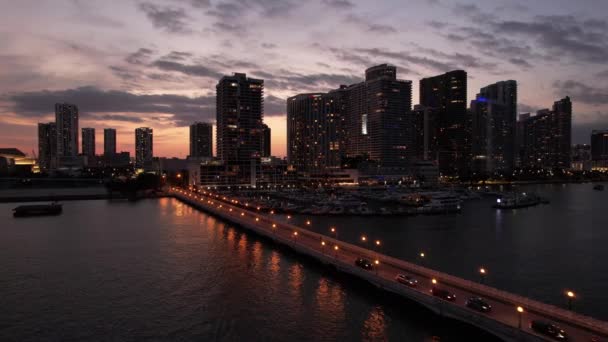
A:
[38,122,57,171]
[521,97,572,169]
[411,105,440,163]
[261,124,271,157]
[572,144,592,171]
[189,122,213,158]
[104,128,116,157]
[287,92,344,175]
[216,73,266,185]
[135,127,153,169]
[591,130,608,171]
[342,64,412,167]
[55,103,79,166]
[81,128,95,158]
[419,70,468,176]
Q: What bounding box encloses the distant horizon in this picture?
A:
[2,0,608,157]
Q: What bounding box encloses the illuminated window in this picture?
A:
[362,114,368,135]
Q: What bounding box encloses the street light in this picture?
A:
[330,227,338,239]
[517,306,524,329]
[293,231,298,243]
[361,235,367,242]
[306,220,311,226]
[334,245,339,258]
[321,240,326,254]
[479,267,487,284]
[431,278,437,285]
[566,290,575,310]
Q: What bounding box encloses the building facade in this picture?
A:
[287,93,344,175]
[342,64,412,167]
[419,70,468,176]
[591,130,608,170]
[104,128,116,156]
[216,73,265,183]
[521,97,572,169]
[189,122,213,158]
[135,127,153,169]
[261,124,271,157]
[411,105,440,162]
[55,103,79,164]
[81,128,95,158]
[38,122,57,171]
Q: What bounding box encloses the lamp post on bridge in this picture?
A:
[566,290,575,310]
[517,306,524,329]
[479,267,487,284]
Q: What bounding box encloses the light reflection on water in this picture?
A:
[0,198,499,341]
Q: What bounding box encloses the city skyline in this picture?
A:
[2,0,608,158]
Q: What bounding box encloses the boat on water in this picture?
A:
[593,184,605,191]
[13,203,63,217]
[494,193,541,209]
[418,194,462,214]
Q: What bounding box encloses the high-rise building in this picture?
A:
[342,64,412,167]
[287,93,344,174]
[216,73,264,183]
[477,80,517,172]
[81,128,95,158]
[104,128,116,156]
[261,124,271,157]
[135,127,153,169]
[189,122,213,158]
[38,122,56,171]
[411,105,440,162]
[521,97,572,169]
[591,130,608,170]
[55,103,79,159]
[419,70,468,175]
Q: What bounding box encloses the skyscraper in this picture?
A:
[419,70,468,175]
[342,64,412,166]
[104,128,116,156]
[81,128,95,158]
[287,93,344,174]
[38,122,56,171]
[189,122,213,158]
[55,103,79,160]
[411,105,440,162]
[261,124,271,157]
[135,127,153,169]
[591,130,608,169]
[216,73,264,182]
[477,80,517,172]
[521,97,572,169]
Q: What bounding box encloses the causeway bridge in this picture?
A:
[170,187,608,342]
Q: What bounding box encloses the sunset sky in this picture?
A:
[1,0,608,158]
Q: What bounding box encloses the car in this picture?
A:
[395,274,418,287]
[530,320,568,340]
[355,257,373,270]
[430,287,456,301]
[465,297,492,313]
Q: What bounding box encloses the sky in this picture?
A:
[1,0,608,158]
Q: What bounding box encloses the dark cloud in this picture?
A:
[99,114,147,123]
[508,58,532,69]
[597,70,608,78]
[322,0,354,9]
[138,2,192,34]
[554,80,608,106]
[261,42,277,49]
[125,48,155,65]
[493,16,608,63]
[162,51,193,61]
[151,60,223,79]
[345,15,396,34]
[265,95,285,115]
[8,86,216,126]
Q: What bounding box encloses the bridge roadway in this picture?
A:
[170,188,608,342]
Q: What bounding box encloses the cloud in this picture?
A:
[518,103,540,113]
[345,14,397,34]
[554,80,608,106]
[321,0,355,9]
[138,2,192,34]
[265,95,285,115]
[151,60,223,79]
[7,86,216,126]
[125,48,155,65]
